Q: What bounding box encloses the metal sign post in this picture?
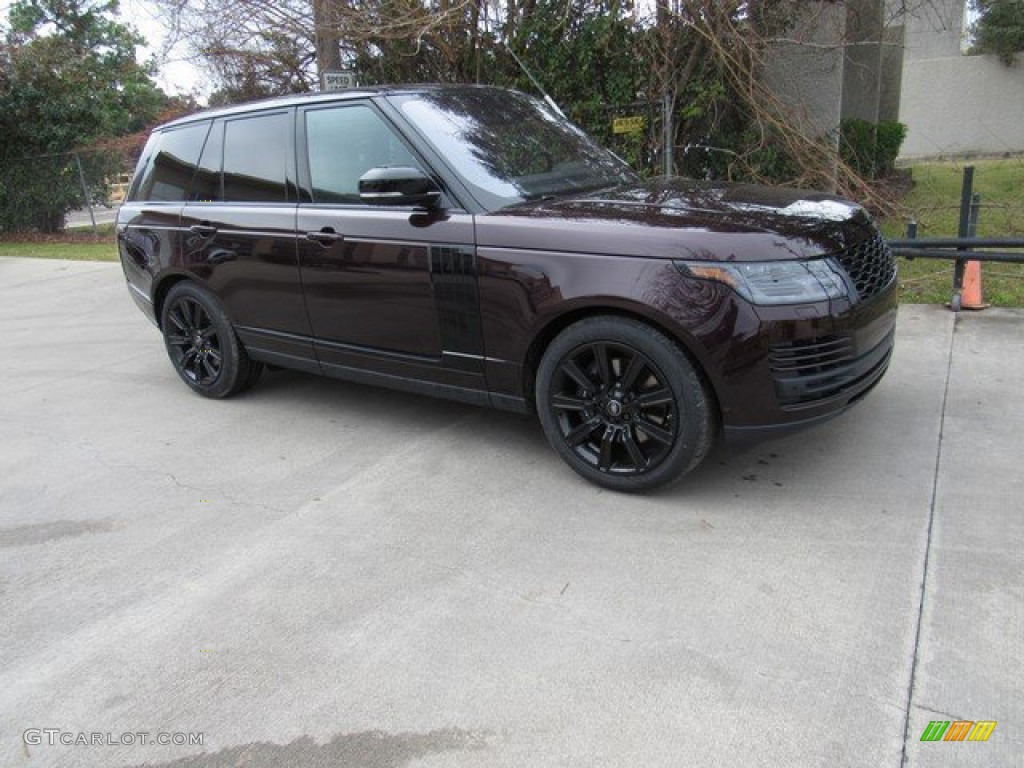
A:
[74,153,98,234]
[662,94,674,178]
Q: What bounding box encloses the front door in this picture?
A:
[296,102,482,389]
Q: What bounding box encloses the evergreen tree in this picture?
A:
[972,0,1024,64]
[0,0,166,231]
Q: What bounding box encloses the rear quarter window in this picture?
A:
[129,121,212,203]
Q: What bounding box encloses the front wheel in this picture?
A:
[536,317,716,492]
[160,281,262,398]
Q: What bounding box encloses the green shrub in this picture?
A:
[875,122,908,176]
[839,119,907,179]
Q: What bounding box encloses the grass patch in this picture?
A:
[0,223,118,261]
[0,241,117,261]
[879,157,1024,306]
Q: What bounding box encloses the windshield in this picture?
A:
[389,88,639,211]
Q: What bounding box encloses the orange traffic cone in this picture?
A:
[961,260,989,310]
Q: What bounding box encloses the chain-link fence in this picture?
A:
[0,148,130,234]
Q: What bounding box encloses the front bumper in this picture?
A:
[716,278,898,445]
[722,342,892,447]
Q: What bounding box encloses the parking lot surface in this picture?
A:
[0,256,1020,767]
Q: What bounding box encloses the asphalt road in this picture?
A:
[65,207,119,229]
[0,256,1020,768]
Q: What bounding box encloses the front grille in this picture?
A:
[769,330,893,408]
[835,234,896,301]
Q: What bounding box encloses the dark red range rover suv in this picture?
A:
[117,85,897,491]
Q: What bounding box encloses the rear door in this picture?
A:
[180,109,316,372]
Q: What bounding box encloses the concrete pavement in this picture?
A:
[0,256,1019,768]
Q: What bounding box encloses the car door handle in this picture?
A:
[189,224,218,238]
[305,228,343,246]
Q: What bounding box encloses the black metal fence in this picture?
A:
[886,165,1024,311]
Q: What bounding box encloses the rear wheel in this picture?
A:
[160,282,262,398]
[536,316,715,491]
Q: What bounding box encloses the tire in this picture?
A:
[536,316,716,492]
[160,281,263,398]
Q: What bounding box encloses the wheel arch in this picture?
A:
[521,303,723,420]
[152,271,207,329]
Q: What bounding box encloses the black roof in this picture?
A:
[161,83,510,130]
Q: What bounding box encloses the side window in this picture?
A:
[126,138,157,203]
[305,105,420,204]
[190,120,224,203]
[223,113,289,203]
[133,122,211,203]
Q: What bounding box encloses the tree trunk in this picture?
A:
[313,0,342,83]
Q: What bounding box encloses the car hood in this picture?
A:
[475,178,879,262]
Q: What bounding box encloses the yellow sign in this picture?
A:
[612,116,645,135]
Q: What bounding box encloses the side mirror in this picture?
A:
[358,166,442,209]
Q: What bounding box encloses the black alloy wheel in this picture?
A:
[160,282,262,398]
[165,297,222,386]
[537,316,715,491]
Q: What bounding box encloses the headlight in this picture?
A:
[675,258,849,305]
